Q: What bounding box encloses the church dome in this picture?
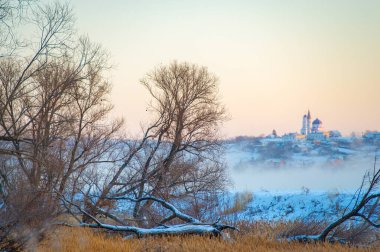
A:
[312,118,322,125]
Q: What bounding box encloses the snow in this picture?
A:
[113,191,361,223]
[336,147,356,154]
[223,191,358,222]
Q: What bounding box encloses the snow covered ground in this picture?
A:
[228,191,357,221]
[114,190,359,222]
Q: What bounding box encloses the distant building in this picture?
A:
[299,110,335,141]
[329,130,342,138]
[282,133,306,141]
[307,131,330,141]
[363,131,380,144]
[311,118,323,133]
[300,110,311,135]
[272,129,278,137]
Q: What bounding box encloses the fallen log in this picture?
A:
[57,192,237,238]
[81,222,236,238]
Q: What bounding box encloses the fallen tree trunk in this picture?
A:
[57,192,237,238]
[81,222,235,238]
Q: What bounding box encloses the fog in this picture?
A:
[227,155,375,192]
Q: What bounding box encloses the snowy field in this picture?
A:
[227,191,357,221]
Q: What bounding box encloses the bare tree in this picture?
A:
[0,2,73,137]
[85,61,228,226]
[1,3,230,246]
[0,0,34,56]
[0,2,122,249]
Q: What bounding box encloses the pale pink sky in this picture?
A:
[72,0,380,137]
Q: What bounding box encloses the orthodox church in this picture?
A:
[300,110,329,140]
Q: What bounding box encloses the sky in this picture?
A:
[71,0,380,137]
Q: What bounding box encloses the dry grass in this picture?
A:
[37,226,379,252]
[222,191,254,215]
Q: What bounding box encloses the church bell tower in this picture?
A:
[306,110,311,134]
